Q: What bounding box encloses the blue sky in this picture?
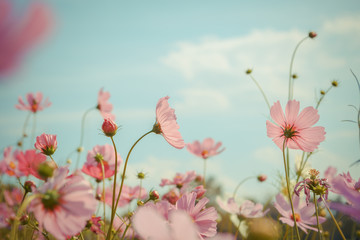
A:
[1,0,360,202]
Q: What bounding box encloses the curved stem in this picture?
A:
[315,86,333,110]
[49,155,58,169]
[234,219,241,240]
[19,112,31,149]
[313,192,322,240]
[109,136,118,232]
[106,130,153,240]
[100,159,106,233]
[248,74,271,110]
[321,196,346,240]
[288,36,309,101]
[282,141,301,240]
[76,108,94,169]
[232,176,255,199]
[203,159,207,188]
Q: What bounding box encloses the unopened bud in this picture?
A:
[137,200,144,206]
[309,31,317,39]
[257,174,267,182]
[96,194,102,201]
[102,118,118,137]
[77,147,83,153]
[24,181,36,193]
[37,161,56,179]
[246,69,253,74]
[17,141,22,147]
[292,74,298,79]
[20,214,29,225]
[331,80,338,87]
[66,159,72,164]
[149,190,160,200]
[320,90,325,95]
[137,172,146,179]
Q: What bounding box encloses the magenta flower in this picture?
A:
[160,170,197,189]
[266,100,326,152]
[0,0,52,76]
[176,192,218,239]
[87,216,103,235]
[97,88,115,120]
[29,167,97,240]
[16,149,47,180]
[34,133,57,156]
[162,188,181,205]
[15,92,51,113]
[153,96,185,149]
[81,144,122,180]
[274,193,326,233]
[102,118,117,137]
[186,138,225,159]
[216,197,269,219]
[132,200,199,240]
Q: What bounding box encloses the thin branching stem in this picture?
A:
[248,74,271,110]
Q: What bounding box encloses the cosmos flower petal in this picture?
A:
[270,101,286,127]
[285,100,300,125]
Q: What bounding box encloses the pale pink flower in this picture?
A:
[4,187,22,207]
[160,170,197,188]
[217,197,269,219]
[82,144,122,180]
[16,149,47,179]
[274,193,325,233]
[34,133,57,156]
[186,138,225,159]
[101,184,147,208]
[97,88,115,120]
[1,146,22,177]
[0,0,52,76]
[133,201,199,240]
[191,185,206,199]
[162,188,180,205]
[153,96,185,149]
[16,92,51,113]
[0,203,14,228]
[176,192,218,239]
[29,167,97,240]
[266,100,326,152]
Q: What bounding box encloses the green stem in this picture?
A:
[313,192,322,240]
[288,36,309,101]
[30,113,37,148]
[109,136,119,233]
[282,141,301,240]
[321,196,346,240]
[49,155,58,168]
[232,176,255,199]
[248,74,271,110]
[106,130,153,240]
[76,108,94,169]
[19,112,31,150]
[315,86,333,110]
[203,159,207,188]
[100,159,106,233]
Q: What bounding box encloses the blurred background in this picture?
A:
[0,0,359,202]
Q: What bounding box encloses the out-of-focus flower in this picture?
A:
[274,193,325,233]
[152,96,185,149]
[266,100,326,152]
[1,146,22,177]
[16,149,46,179]
[101,184,146,208]
[149,190,160,200]
[295,154,311,178]
[217,197,269,219]
[113,216,136,239]
[132,203,199,240]
[34,133,57,156]
[86,216,103,235]
[102,118,117,137]
[4,187,22,207]
[160,171,196,189]
[186,138,225,159]
[81,144,122,181]
[29,167,97,240]
[246,217,281,240]
[15,92,51,113]
[97,88,115,120]
[0,0,52,76]
[176,192,218,239]
[0,203,14,228]
[162,188,180,205]
[191,185,206,199]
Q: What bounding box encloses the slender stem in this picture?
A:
[121,223,131,240]
[315,86,333,110]
[20,191,28,205]
[19,112,31,149]
[76,108,94,169]
[234,219,241,240]
[203,159,207,188]
[106,130,153,240]
[288,36,308,101]
[248,74,271,110]
[30,113,37,148]
[321,197,346,240]
[232,176,255,198]
[49,155,58,168]
[282,141,301,240]
[100,159,106,233]
[138,179,143,200]
[79,231,85,240]
[313,192,322,240]
[109,136,118,233]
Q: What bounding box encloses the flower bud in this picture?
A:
[77,147,83,153]
[309,31,317,38]
[191,185,206,199]
[292,74,298,79]
[24,181,36,193]
[137,200,144,206]
[257,174,267,182]
[320,90,325,95]
[149,190,160,200]
[137,172,146,179]
[246,69,253,74]
[20,214,29,225]
[37,161,56,179]
[102,118,118,137]
[331,80,339,87]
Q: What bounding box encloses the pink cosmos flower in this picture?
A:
[176,192,218,239]
[186,138,225,159]
[101,184,147,208]
[1,146,22,177]
[274,193,326,233]
[102,118,117,137]
[153,96,185,149]
[162,188,181,205]
[16,149,47,179]
[0,203,14,228]
[0,0,52,76]
[3,188,22,207]
[217,197,269,219]
[160,170,197,188]
[34,133,57,156]
[87,216,103,235]
[16,92,51,113]
[266,100,326,152]
[97,88,115,120]
[29,167,97,240]
[82,144,122,180]
[133,200,199,240]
